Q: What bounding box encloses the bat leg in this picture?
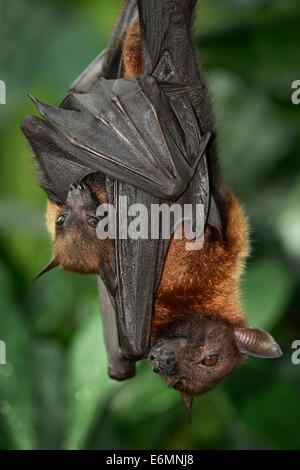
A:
[70,49,108,94]
[97,276,136,381]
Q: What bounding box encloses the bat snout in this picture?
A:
[68,182,86,195]
[149,346,176,376]
[66,182,97,215]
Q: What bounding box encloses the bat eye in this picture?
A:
[87,215,99,229]
[56,214,67,228]
[201,354,219,367]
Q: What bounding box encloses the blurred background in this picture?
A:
[0,0,299,450]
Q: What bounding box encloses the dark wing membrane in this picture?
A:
[29,76,210,201]
[97,277,136,380]
[137,0,198,81]
[113,182,171,359]
[20,115,92,204]
[21,0,139,205]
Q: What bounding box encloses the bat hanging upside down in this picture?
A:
[21,0,282,419]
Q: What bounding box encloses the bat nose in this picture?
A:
[149,347,176,376]
[67,182,91,201]
[69,182,85,192]
[67,182,93,215]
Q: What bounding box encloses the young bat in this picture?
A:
[21,0,282,419]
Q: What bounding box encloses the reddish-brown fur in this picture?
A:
[123,21,143,78]
[54,225,114,274]
[46,199,61,239]
[46,177,110,272]
[153,194,249,335]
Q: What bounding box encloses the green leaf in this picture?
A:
[242,256,294,330]
[242,378,300,449]
[0,263,35,449]
[277,178,300,260]
[64,303,117,450]
[31,341,65,450]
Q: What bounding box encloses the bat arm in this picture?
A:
[70,0,138,92]
[70,49,108,93]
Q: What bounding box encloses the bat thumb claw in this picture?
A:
[191,132,211,172]
[33,258,60,282]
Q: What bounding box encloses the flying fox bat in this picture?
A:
[21,0,282,419]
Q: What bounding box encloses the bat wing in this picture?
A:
[138,0,198,80]
[27,74,210,202]
[21,0,139,205]
[22,0,209,207]
[21,115,92,205]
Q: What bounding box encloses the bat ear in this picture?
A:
[181,392,194,424]
[34,258,60,281]
[234,327,283,359]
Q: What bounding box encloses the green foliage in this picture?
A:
[0,0,299,449]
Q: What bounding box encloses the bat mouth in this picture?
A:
[170,377,188,390]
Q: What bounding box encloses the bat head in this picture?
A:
[35,180,113,278]
[52,182,103,274]
[149,314,282,417]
